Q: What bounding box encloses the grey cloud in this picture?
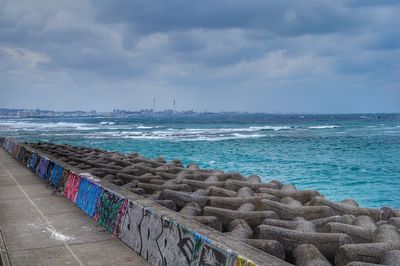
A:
[92,0,364,36]
[0,0,399,113]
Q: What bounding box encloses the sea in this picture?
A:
[0,113,399,208]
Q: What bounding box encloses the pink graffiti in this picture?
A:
[64,172,81,203]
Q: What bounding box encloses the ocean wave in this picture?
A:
[309,125,340,129]
[85,129,266,141]
[178,126,292,133]
[75,126,101,130]
[249,126,291,131]
[137,125,155,129]
[99,121,116,125]
[0,121,93,130]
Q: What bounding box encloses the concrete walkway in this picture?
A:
[0,147,149,266]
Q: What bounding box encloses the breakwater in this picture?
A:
[3,138,400,265]
[2,138,286,266]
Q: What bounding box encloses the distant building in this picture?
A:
[17,110,38,118]
[112,109,121,116]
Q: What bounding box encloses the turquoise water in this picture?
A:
[1,113,399,208]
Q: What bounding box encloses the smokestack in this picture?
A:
[173,99,176,113]
[153,98,156,112]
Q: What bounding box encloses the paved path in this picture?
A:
[0,147,149,266]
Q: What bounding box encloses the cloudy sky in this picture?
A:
[0,0,399,113]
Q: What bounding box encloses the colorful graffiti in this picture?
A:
[48,163,64,188]
[11,142,20,157]
[36,157,50,179]
[44,161,54,181]
[234,256,256,266]
[76,178,103,218]
[94,190,127,235]
[22,149,31,166]
[64,172,81,203]
[119,201,231,266]
[28,153,40,171]
[17,146,26,161]
[59,169,71,193]
[198,244,228,266]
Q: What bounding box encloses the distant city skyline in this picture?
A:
[0,1,399,113]
[0,107,397,118]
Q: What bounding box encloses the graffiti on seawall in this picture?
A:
[28,152,40,171]
[76,178,103,218]
[36,157,50,179]
[64,172,81,203]
[94,190,128,235]
[119,201,232,266]
[17,145,26,161]
[49,163,64,189]
[22,149,31,166]
[59,169,71,193]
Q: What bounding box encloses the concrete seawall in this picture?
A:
[2,138,288,266]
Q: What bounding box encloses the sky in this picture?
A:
[0,0,399,113]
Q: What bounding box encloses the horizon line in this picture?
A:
[0,107,399,116]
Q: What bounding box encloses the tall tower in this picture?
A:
[173,99,176,113]
[153,98,156,112]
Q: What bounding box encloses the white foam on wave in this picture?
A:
[0,120,100,131]
[0,119,289,141]
[309,125,339,129]
[83,124,293,141]
[249,126,291,131]
[99,121,116,125]
[88,129,267,141]
[176,125,291,134]
[181,133,266,142]
[232,133,265,138]
[137,125,154,129]
[75,126,101,130]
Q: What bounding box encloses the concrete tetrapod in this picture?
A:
[345,262,382,266]
[258,188,321,204]
[242,239,286,261]
[308,197,389,222]
[293,244,332,266]
[257,199,335,220]
[372,224,400,243]
[335,243,400,266]
[261,217,316,233]
[380,250,400,265]
[326,223,374,243]
[253,224,353,260]
[203,206,279,228]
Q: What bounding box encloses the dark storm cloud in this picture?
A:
[0,0,399,113]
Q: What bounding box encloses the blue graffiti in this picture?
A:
[17,146,26,161]
[36,157,50,179]
[44,162,54,181]
[28,153,39,171]
[76,178,103,218]
[49,163,64,188]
